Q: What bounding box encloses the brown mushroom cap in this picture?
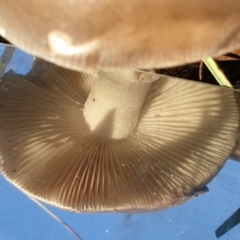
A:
[0,60,239,212]
[0,0,240,71]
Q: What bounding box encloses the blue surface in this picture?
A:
[0,44,240,240]
[0,45,33,75]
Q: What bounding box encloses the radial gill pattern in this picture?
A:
[0,63,239,212]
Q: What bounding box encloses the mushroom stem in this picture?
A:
[83,70,152,139]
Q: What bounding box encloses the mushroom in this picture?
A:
[0,58,239,212]
[230,92,240,162]
[0,0,240,71]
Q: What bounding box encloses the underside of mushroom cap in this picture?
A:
[0,61,239,212]
[0,0,240,71]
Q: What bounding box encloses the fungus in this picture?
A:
[0,59,239,212]
[230,96,240,162]
[0,0,240,71]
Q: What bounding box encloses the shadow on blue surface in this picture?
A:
[216,207,240,238]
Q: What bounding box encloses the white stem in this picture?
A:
[83,70,152,139]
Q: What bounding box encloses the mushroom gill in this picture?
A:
[0,59,239,212]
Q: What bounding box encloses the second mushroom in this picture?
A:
[0,58,239,212]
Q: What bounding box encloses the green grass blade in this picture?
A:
[202,57,232,88]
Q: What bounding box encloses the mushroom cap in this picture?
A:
[0,60,239,212]
[0,0,240,71]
